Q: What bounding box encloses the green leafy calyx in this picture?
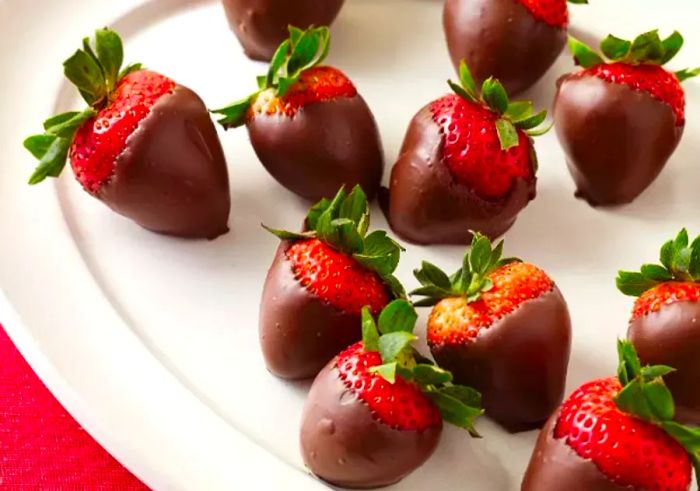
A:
[616,228,700,297]
[24,28,138,185]
[212,25,330,129]
[361,301,484,436]
[568,31,698,81]
[263,185,405,298]
[447,60,550,150]
[411,232,519,307]
[614,340,700,479]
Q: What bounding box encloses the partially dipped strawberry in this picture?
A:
[301,300,483,488]
[24,29,230,238]
[411,233,571,431]
[259,186,404,379]
[522,340,700,491]
[213,26,383,202]
[222,0,344,61]
[443,0,587,95]
[383,61,547,245]
[617,228,700,425]
[555,31,699,205]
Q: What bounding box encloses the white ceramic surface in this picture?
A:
[1,0,699,489]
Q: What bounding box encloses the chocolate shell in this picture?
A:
[522,413,631,491]
[628,301,700,425]
[97,85,230,239]
[554,74,683,206]
[382,104,536,245]
[431,288,571,432]
[259,241,364,379]
[443,0,566,95]
[300,357,442,488]
[247,95,384,202]
[221,0,345,61]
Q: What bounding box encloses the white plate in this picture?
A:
[1,0,699,489]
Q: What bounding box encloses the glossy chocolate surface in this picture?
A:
[431,288,571,432]
[522,413,633,491]
[259,241,363,379]
[300,357,442,488]
[247,95,384,202]
[98,85,230,239]
[443,0,566,95]
[554,75,683,206]
[222,0,345,61]
[629,301,700,425]
[382,103,535,245]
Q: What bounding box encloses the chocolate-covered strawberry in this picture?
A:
[444,0,587,95]
[523,340,700,491]
[555,31,699,205]
[213,26,383,202]
[617,229,700,425]
[24,29,230,238]
[411,233,571,431]
[301,300,483,488]
[260,186,404,379]
[383,61,547,245]
[221,0,344,61]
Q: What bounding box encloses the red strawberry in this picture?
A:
[384,61,545,245]
[618,228,700,425]
[222,0,344,61]
[300,300,482,488]
[555,31,698,205]
[411,233,571,431]
[259,186,403,379]
[522,340,699,491]
[213,26,383,202]
[24,28,230,238]
[443,0,586,95]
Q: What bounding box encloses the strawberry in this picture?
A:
[213,26,383,202]
[383,61,547,245]
[555,31,699,205]
[443,0,587,95]
[222,0,345,61]
[259,185,405,379]
[411,233,571,431]
[23,28,230,238]
[300,300,483,488]
[522,340,700,491]
[618,228,700,425]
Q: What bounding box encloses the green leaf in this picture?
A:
[43,109,95,138]
[266,39,291,88]
[672,247,692,278]
[43,112,81,131]
[481,77,509,114]
[524,121,553,137]
[118,63,142,79]
[332,218,363,253]
[383,274,407,300]
[617,338,642,384]
[675,228,689,249]
[447,79,476,103]
[414,261,452,290]
[94,28,124,91]
[640,264,672,282]
[63,48,107,106]
[615,379,655,421]
[616,271,658,297]
[512,110,547,131]
[495,118,519,150]
[261,224,312,241]
[288,25,304,45]
[567,35,604,68]
[660,31,684,65]
[426,390,483,437]
[660,239,675,270]
[442,385,482,408]
[338,185,368,227]
[24,134,57,160]
[641,365,676,380]
[354,230,402,276]
[469,234,493,276]
[378,331,417,364]
[458,60,478,99]
[629,30,664,64]
[600,34,631,61]
[377,299,417,334]
[567,0,588,3]
[411,364,453,386]
[660,421,700,479]
[211,93,258,129]
[26,137,71,184]
[505,101,533,121]
[361,306,380,352]
[676,67,700,82]
[369,361,397,384]
[306,197,332,231]
[642,379,675,421]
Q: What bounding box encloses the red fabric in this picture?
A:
[0,325,148,489]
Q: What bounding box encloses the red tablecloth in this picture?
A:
[0,325,148,489]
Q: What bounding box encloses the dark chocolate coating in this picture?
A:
[300,358,442,488]
[382,103,535,245]
[97,85,230,239]
[522,413,633,491]
[222,0,345,61]
[247,96,384,202]
[259,241,363,379]
[629,301,700,425]
[554,75,683,206]
[443,0,566,95]
[431,288,571,432]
